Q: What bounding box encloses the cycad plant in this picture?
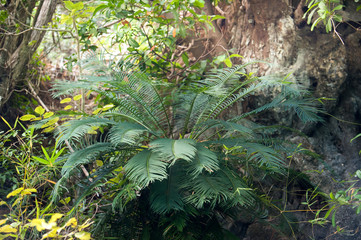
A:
[50,55,321,238]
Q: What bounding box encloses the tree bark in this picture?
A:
[0,0,57,109]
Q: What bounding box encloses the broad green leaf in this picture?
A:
[35,106,45,115]
[72,2,84,11]
[181,53,189,67]
[60,98,72,104]
[20,114,36,121]
[193,0,205,8]
[224,58,232,67]
[128,39,139,48]
[64,1,74,10]
[6,188,24,198]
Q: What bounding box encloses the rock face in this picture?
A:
[219,0,361,239]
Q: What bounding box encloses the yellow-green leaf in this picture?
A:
[31,117,42,121]
[73,94,82,101]
[41,227,60,239]
[0,201,7,206]
[60,98,72,104]
[64,218,77,228]
[21,188,37,196]
[42,126,56,133]
[49,213,63,223]
[0,225,16,233]
[35,106,45,115]
[6,188,24,198]
[20,114,36,121]
[59,197,71,205]
[64,105,73,110]
[92,108,102,115]
[102,104,114,111]
[74,231,92,240]
[0,219,6,226]
[96,160,103,167]
[41,117,60,129]
[30,219,55,231]
[43,112,54,119]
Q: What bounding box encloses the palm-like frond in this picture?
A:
[184,173,229,208]
[149,167,184,214]
[149,138,197,163]
[109,122,149,145]
[56,117,114,145]
[61,142,114,177]
[124,149,169,187]
[186,145,219,177]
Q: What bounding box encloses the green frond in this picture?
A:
[109,122,149,145]
[61,142,114,177]
[174,93,210,135]
[279,98,323,123]
[217,167,255,207]
[56,117,114,145]
[124,149,169,188]
[184,173,229,209]
[149,138,197,164]
[191,63,261,97]
[187,145,219,177]
[242,142,286,174]
[149,168,184,214]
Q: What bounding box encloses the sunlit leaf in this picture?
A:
[49,213,63,223]
[6,188,24,198]
[64,105,73,110]
[74,231,92,240]
[0,219,7,226]
[0,225,16,233]
[60,98,72,104]
[30,219,55,231]
[102,104,114,111]
[64,218,77,228]
[73,94,82,101]
[43,112,54,119]
[35,106,45,115]
[21,188,37,196]
[19,114,36,121]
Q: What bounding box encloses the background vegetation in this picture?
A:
[0,0,360,239]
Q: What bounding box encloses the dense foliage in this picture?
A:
[1,0,361,239]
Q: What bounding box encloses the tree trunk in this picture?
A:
[0,0,57,109]
[211,0,361,239]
